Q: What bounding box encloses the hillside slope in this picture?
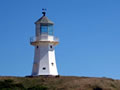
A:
[0,76,120,90]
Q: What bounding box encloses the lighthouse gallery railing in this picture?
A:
[30,36,59,43]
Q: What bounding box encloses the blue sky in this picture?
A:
[0,0,120,79]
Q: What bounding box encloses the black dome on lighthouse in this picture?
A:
[35,12,54,25]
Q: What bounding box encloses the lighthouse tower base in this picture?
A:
[31,42,58,76]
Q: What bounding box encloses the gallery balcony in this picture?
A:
[30,36,59,46]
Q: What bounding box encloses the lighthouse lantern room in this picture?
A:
[30,10,59,76]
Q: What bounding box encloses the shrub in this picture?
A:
[28,85,48,90]
[93,86,102,90]
[0,79,26,90]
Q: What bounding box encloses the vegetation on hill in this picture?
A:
[0,76,120,90]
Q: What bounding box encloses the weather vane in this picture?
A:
[42,8,47,16]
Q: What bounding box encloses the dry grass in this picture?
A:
[0,76,120,90]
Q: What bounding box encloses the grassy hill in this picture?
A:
[0,76,120,90]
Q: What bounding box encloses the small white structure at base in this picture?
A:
[30,11,59,76]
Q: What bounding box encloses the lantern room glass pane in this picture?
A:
[48,25,53,35]
[40,25,53,35]
[40,26,48,34]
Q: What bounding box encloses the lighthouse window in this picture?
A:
[50,45,52,49]
[51,63,54,66]
[40,26,48,34]
[37,46,39,48]
[40,25,53,35]
[42,67,46,70]
[48,25,53,35]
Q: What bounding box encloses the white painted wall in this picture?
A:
[32,42,58,76]
[49,49,58,75]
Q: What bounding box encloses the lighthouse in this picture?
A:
[30,10,59,76]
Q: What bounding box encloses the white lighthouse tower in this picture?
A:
[30,10,59,76]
